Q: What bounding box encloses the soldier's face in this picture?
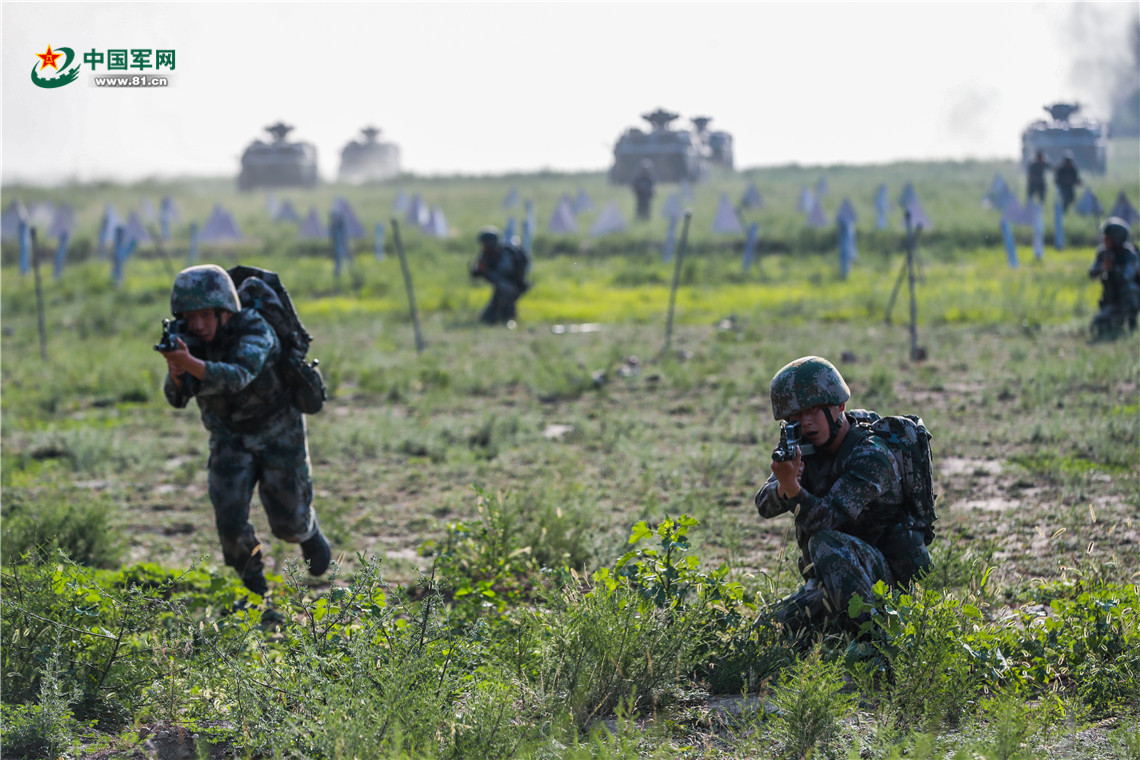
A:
[786,404,842,446]
[185,308,228,343]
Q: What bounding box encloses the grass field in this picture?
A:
[1,148,1138,759]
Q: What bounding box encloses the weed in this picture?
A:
[766,645,855,760]
[0,638,80,759]
[1,485,125,567]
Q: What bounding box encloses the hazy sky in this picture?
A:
[2,1,1136,185]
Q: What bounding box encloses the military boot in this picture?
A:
[301,529,331,576]
[242,568,269,597]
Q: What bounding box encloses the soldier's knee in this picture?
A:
[807,529,847,558]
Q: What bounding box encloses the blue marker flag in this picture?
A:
[742,221,760,273]
[1001,219,1018,269]
[54,231,69,278]
[1053,202,1064,250]
[1032,203,1044,261]
[18,220,30,274]
[374,222,385,260]
[112,226,126,285]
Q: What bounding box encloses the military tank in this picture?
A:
[337,126,401,183]
[237,122,319,191]
[610,108,705,184]
[1021,103,1107,175]
[691,116,735,170]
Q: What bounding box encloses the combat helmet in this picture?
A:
[769,356,850,420]
[477,226,500,247]
[1100,217,1131,247]
[170,264,241,315]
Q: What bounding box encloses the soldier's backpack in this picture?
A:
[227,265,327,415]
[504,244,531,290]
[848,409,938,545]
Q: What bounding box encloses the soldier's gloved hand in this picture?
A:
[161,338,206,381]
[161,337,192,371]
[771,448,803,500]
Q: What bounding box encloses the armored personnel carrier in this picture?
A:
[1021,103,1107,175]
[610,108,705,184]
[237,122,319,191]
[337,126,401,183]
[691,116,734,170]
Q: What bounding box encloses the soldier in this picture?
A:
[1088,217,1140,339]
[1054,152,1082,213]
[754,356,931,635]
[159,265,331,597]
[1026,150,1050,205]
[632,161,656,221]
[470,226,529,326]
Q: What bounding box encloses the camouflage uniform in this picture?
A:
[164,267,321,593]
[756,356,930,635]
[471,230,528,325]
[1026,154,1049,204]
[632,166,656,221]
[755,417,931,633]
[1088,233,1140,338]
[1054,159,1081,213]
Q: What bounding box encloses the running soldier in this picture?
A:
[159,264,331,596]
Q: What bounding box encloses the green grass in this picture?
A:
[2,155,1139,758]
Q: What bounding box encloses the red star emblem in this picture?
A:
[36,45,62,71]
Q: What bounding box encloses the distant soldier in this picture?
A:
[159,265,331,597]
[1026,150,1050,205]
[1054,152,1082,213]
[470,226,529,326]
[754,357,932,636]
[1088,217,1140,339]
[632,161,656,221]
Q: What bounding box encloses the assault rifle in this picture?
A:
[153,318,202,353]
[772,421,803,462]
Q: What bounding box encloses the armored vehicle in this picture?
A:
[1021,103,1107,175]
[338,126,401,183]
[610,108,705,184]
[691,116,735,170]
[238,122,319,191]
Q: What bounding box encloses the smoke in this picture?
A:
[1062,3,1140,136]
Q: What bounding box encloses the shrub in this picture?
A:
[1,486,125,568]
[522,578,702,731]
[766,645,855,760]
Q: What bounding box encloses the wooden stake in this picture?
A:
[390,219,426,354]
[30,227,48,361]
[664,210,693,354]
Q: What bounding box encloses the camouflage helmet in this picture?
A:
[477,226,500,247]
[769,356,851,420]
[1100,217,1130,247]
[170,264,240,315]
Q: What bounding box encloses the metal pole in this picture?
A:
[30,227,48,360]
[663,210,693,354]
[884,257,907,325]
[905,209,921,361]
[390,219,426,354]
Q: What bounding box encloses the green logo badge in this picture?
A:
[31,44,80,89]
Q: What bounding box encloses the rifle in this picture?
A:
[153,318,202,353]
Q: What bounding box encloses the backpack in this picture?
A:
[227,265,327,415]
[503,244,531,289]
[848,409,938,545]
